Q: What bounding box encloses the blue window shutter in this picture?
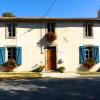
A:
[0,47,5,65]
[16,47,22,65]
[94,46,99,64]
[80,46,85,64]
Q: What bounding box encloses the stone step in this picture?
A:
[42,72,80,78]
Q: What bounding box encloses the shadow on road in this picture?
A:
[0,77,100,100]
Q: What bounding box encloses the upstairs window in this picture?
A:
[84,23,93,37]
[47,23,55,33]
[6,23,16,38]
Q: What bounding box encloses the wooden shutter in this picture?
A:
[16,47,22,65]
[79,46,85,64]
[5,23,9,38]
[0,47,5,65]
[94,46,99,63]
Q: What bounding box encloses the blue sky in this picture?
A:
[0,0,100,18]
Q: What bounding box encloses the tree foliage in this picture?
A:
[2,12,15,17]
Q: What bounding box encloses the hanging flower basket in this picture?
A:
[45,32,57,42]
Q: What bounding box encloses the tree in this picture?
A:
[2,12,15,17]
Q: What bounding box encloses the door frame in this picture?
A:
[45,46,57,71]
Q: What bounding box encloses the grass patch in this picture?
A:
[77,72,100,75]
[0,72,42,79]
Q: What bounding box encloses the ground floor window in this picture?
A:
[7,47,16,60]
[80,46,99,64]
[85,46,93,61]
[0,47,22,65]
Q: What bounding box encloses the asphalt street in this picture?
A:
[0,77,100,100]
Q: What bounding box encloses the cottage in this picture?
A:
[0,10,100,72]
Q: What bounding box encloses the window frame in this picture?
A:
[80,45,99,64]
[5,23,16,39]
[47,22,55,33]
[84,23,93,38]
[7,47,16,61]
[85,46,94,61]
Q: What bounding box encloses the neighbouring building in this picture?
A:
[0,10,100,72]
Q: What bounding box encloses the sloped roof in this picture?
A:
[0,17,100,22]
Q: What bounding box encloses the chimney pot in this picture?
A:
[98,9,100,18]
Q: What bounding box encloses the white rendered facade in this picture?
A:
[0,17,100,72]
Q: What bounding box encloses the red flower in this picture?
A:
[45,32,57,42]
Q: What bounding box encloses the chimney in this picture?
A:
[98,9,100,18]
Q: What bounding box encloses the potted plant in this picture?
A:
[57,66,65,73]
[83,58,95,69]
[3,59,16,72]
[32,65,44,72]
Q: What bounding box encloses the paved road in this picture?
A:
[0,77,100,100]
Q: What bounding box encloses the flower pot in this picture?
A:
[5,66,15,72]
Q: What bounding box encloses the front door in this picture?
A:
[47,46,56,70]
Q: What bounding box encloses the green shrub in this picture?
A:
[32,66,44,72]
[2,12,15,17]
[57,66,65,73]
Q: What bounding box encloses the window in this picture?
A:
[85,46,93,61]
[47,23,55,33]
[84,23,93,37]
[0,47,22,65]
[7,47,16,60]
[6,23,16,38]
[80,46,99,64]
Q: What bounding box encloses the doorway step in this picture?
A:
[42,72,80,78]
